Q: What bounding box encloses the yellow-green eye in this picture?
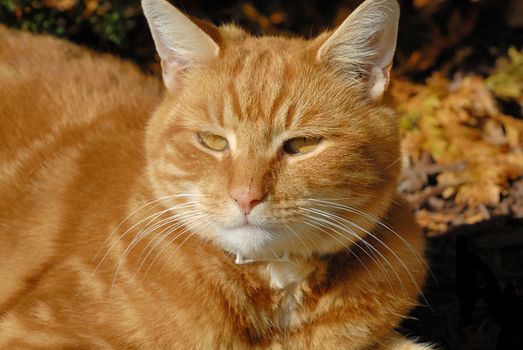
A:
[197,132,229,152]
[283,137,322,155]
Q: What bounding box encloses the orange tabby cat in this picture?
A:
[0,0,433,348]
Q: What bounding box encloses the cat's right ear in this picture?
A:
[316,0,400,101]
[142,0,220,93]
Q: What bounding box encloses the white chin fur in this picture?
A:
[214,225,281,258]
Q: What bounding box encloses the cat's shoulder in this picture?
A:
[0,25,161,93]
[0,26,163,157]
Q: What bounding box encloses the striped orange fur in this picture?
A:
[0,0,433,348]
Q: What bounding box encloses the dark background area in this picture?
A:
[1,0,523,348]
[1,0,522,79]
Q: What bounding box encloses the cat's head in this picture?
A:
[142,0,401,260]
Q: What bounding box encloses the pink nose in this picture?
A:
[230,187,265,215]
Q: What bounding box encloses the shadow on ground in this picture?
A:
[402,217,523,350]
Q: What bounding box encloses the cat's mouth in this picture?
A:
[223,222,272,235]
[223,215,274,231]
[233,222,258,230]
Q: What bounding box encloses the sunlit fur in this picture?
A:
[0,3,431,349]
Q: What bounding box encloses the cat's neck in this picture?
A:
[232,252,317,290]
[265,259,317,289]
[234,251,318,289]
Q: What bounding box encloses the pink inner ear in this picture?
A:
[368,64,392,101]
[161,59,191,94]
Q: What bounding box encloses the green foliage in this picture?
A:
[0,0,140,46]
[399,111,420,133]
[487,48,523,100]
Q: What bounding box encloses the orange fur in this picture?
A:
[0,0,432,348]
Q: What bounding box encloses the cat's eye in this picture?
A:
[197,132,229,152]
[283,137,322,155]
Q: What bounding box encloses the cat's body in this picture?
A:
[0,0,433,348]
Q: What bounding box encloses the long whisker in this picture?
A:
[112,207,203,286]
[92,193,202,264]
[302,206,424,299]
[76,194,202,299]
[301,219,381,286]
[283,222,310,254]
[308,199,434,282]
[133,211,207,279]
[302,214,398,290]
[303,209,406,295]
[307,216,396,290]
[151,215,214,278]
[133,220,186,274]
[94,198,197,275]
[110,221,188,291]
[309,199,423,260]
[124,203,199,262]
[284,222,322,253]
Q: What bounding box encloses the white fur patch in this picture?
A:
[266,260,315,329]
[266,260,313,290]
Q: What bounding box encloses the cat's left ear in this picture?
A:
[142,0,220,93]
[317,0,400,101]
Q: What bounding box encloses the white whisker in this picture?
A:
[304,213,401,290]
[302,205,428,300]
[142,214,213,279]
[110,203,200,285]
[92,193,201,264]
[124,203,199,261]
[301,219,380,286]
[284,222,322,253]
[308,198,435,286]
[133,210,207,279]
[309,199,426,265]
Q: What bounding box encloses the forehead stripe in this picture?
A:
[227,79,243,121]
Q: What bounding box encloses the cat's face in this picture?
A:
[143,0,401,259]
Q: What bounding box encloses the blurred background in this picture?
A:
[1,0,522,348]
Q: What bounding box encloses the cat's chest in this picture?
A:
[271,285,303,330]
[264,260,316,329]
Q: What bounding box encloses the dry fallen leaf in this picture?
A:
[393,51,523,233]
